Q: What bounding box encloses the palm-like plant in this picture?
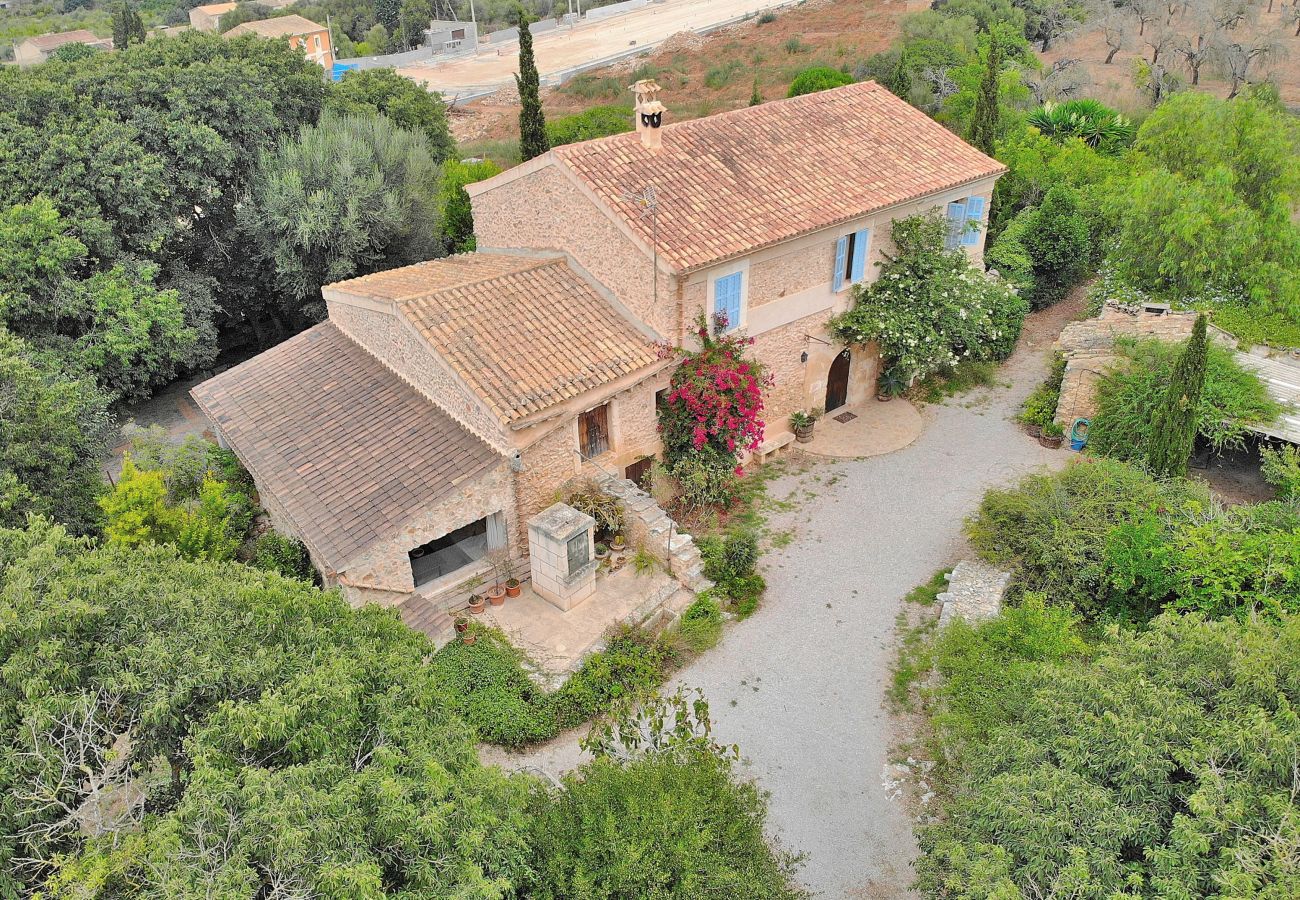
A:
[1026,99,1136,155]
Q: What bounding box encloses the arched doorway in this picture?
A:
[825,349,851,412]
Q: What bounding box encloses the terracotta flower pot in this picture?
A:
[611,535,626,552]
[468,595,486,614]
[505,580,521,598]
[487,585,506,606]
[461,632,477,645]
[454,618,469,634]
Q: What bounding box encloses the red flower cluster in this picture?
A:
[659,319,770,462]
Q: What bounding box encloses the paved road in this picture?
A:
[400,0,797,95]
[487,304,1075,896]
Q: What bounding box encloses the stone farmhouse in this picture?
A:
[193,80,1003,615]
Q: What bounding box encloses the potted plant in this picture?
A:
[789,409,819,443]
[454,616,476,644]
[611,531,626,552]
[505,577,521,598]
[485,547,510,605]
[467,593,486,614]
[595,541,610,560]
[1039,421,1065,449]
[876,366,906,402]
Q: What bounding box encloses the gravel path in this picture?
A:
[486,303,1078,896]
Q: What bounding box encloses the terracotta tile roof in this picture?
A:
[191,323,500,571]
[551,81,1006,273]
[225,14,325,38]
[327,253,661,424]
[23,29,111,51]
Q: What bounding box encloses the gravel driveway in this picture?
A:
[679,315,1071,897]
[484,304,1077,896]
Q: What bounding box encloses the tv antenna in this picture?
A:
[619,184,659,311]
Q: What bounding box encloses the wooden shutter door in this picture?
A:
[850,228,869,283]
[832,236,848,292]
[714,272,742,331]
[962,197,986,246]
[946,201,967,249]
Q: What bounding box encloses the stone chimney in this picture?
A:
[630,78,666,152]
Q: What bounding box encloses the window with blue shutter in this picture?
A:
[832,235,849,292]
[849,228,870,283]
[713,271,743,332]
[945,201,967,250]
[962,196,986,246]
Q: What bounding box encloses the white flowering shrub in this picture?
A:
[831,214,1029,383]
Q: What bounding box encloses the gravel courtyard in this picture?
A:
[485,302,1078,896]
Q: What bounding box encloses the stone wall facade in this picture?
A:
[328,299,508,450]
[472,163,677,338]
[341,462,515,597]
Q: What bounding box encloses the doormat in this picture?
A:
[833,411,858,423]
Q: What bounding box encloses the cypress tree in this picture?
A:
[111,2,146,50]
[969,34,1002,156]
[1146,314,1208,478]
[516,7,549,162]
[749,76,762,106]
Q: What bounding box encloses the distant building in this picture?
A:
[224,14,333,70]
[425,19,477,55]
[14,29,114,67]
[188,2,238,32]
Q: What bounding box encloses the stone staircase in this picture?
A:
[597,474,713,595]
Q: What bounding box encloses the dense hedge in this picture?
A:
[919,601,1300,899]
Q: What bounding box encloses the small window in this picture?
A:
[655,388,669,412]
[579,403,611,459]
[946,198,986,249]
[833,228,871,292]
[314,35,321,50]
[452,28,466,39]
[713,271,743,332]
[566,532,590,575]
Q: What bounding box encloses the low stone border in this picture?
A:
[936,560,1009,628]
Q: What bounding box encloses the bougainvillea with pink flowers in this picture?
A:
[659,314,771,470]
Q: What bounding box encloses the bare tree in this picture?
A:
[1177,0,1222,84]
[1286,2,1300,36]
[11,692,143,875]
[1208,0,1252,31]
[1129,0,1164,35]
[1216,35,1282,96]
[1093,0,1137,63]
[1025,57,1092,102]
[1143,19,1182,61]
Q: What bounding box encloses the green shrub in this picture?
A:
[526,752,803,899]
[248,530,315,581]
[1261,445,1300,499]
[1016,352,1065,429]
[545,105,633,147]
[430,626,673,748]
[438,157,502,253]
[678,594,724,652]
[984,208,1036,298]
[919,611,1300,899]
[1209,304,1300,349]
[831,213,1029,383]
[966,459,1209,620]
[1089,337,1280,461]
[704,60,744,90]
[1167,503,1300,618]
[783,36,808,54]
[1018,186,1091,307]
[699,528,765,617]
[670,448,740,510]
[787,65,853,97]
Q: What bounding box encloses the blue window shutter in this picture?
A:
[946,201,967,249]
[850,228,869,283]
[963,196,986,246]
[714,272,742,332]
[832,235,848,292]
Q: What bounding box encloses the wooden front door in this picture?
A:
[625,456,653,488]
[825,350,851,412]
